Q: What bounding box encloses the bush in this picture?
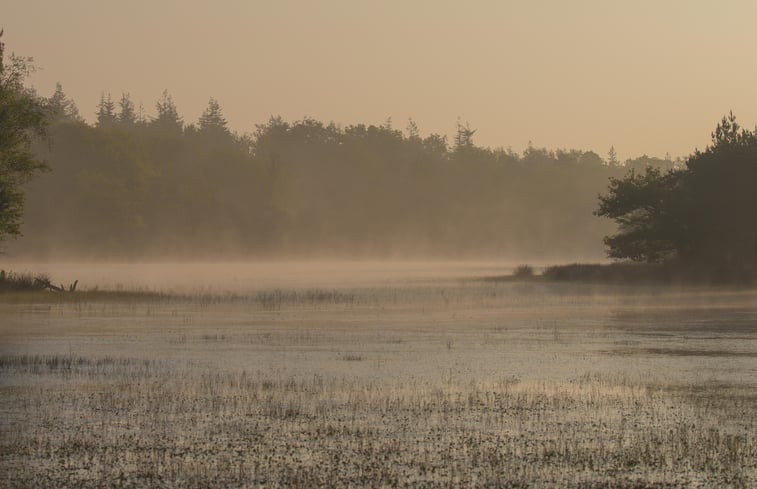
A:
[512,264,535,279]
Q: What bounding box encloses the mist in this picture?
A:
[10,97,677,262]
[3,4,757,487]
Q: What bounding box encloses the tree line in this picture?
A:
[9,83,681,259]
[1,30,678,260]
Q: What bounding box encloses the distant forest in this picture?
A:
[15,87,678,259]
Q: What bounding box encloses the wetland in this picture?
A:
[1,262,756,487]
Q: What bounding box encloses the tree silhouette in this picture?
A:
[96,93,117,127]
[198,97,228,134]
[47,83,82,122]
[0,31,48,243]
[117,92,136,124]
[152,89,182,131]
[597,113,757,272]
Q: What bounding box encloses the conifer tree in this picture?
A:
[96,93,117,127]
[47,82,82,122]
[198,97,228,133]
[152,89,182,131]
[117,92,136,124]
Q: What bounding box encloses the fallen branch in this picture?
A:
[34,277,77,293]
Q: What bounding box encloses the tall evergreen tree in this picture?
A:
[152,89,182,131]
[454,119,476,152]
[117,92,136,124]
[406,118,420,139]
[96,93,117,127]
[606,146,619,167]
[198,97,228,133]
[47,82,82,122]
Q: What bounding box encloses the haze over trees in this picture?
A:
[10,83,684,259]
[597,113,757,277]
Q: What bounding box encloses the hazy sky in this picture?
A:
[4,1,756,159]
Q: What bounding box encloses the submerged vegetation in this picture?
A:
[3,360,754,487]
[2,278,756,487]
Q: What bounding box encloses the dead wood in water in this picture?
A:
[33,277,78,293]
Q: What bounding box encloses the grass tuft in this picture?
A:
[0,270,50,292]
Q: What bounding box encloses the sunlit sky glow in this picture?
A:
[5,0,757,160]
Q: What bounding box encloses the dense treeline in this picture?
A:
[12,87,676,259]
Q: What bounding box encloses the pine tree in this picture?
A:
[96,93,117,127]
[198,97,228,133]
[406,118,420,139]
[47,82,81,122]
[152,89,182,131]
[606,146,619,166]
[117,92,136,124]
[454,119,476,151]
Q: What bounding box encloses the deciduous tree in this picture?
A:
[0,31,48,243]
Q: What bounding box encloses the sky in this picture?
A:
[4,0,756,160]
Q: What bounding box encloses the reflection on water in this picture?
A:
[1,263,756,387]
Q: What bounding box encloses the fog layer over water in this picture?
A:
[3,261,521,293]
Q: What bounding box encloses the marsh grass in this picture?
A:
[1,359,754,488]
[542,262,757,285]
[1,278,756,487]
[340,353,364,361]
[0,271,49,292]
[0,286,357,311]
[0,354,169,377]
[0,288,168,304]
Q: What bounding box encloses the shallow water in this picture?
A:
[1,262,756,486]
[2,262,756,385]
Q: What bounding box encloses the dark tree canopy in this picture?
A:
[96,93,117,127]
[152,90,182,131]
[7,73,690,259]
[0,32,48,243]
[198,97,228,134]
[48,83,82,123]
[597,113,757,271]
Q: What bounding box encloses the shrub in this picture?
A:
[512,265,535,279]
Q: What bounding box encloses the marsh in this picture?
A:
[1,262,755,487]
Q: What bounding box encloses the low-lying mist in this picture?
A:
[8,112,677,262]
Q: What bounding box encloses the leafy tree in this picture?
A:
[0,31,48,243]
[21,103,666,258]
[596,113,757,269]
